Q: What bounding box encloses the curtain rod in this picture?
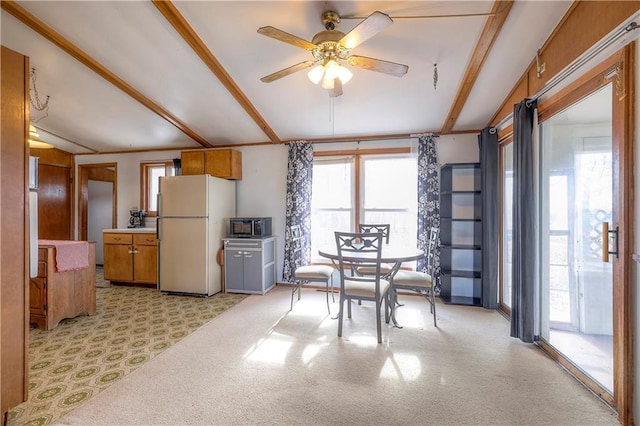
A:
[490,19,638,134]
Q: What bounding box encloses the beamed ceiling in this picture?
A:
[0,1,573,153]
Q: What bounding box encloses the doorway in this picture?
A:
[536,45,633,420]
[78,163,117,265]
[539,85,614,392]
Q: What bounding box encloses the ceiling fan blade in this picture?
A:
[257,26,317,51]
[347,55,408,77]
[339,11,393,50]
[329,78,343,97]
[260,60,318,83]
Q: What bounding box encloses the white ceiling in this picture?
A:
[1,1,572,154]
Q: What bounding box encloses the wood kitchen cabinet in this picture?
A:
[181,149,242,180]
[103,232,157,286]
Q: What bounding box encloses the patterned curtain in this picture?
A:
[417,134,441,291]
[282,141,314,283]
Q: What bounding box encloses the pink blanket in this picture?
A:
[38,240,89,272]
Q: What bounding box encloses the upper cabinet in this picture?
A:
[181,149,242,180]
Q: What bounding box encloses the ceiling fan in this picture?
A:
[257,10,408,97]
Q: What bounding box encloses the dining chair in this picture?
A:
[355,223,392,277]
[289,225,335,314]
[391,226,439,327]
[334,231,391,344]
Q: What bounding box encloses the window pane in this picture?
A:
[311,158,354,259]
[313,160,352,208]
[501,142,513,309]
[363,156,417,249]
[363,157,416,209]
[311,210,351,261]
[148,166,166,212]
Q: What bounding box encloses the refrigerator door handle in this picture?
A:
[156,218,160,241]
[157,193,162,217]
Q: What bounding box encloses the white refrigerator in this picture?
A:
[157,175,236,296]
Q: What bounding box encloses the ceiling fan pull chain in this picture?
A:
[433,64,438,90]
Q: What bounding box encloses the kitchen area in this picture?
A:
[100,148,278,298]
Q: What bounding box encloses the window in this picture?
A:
[500,141,513,313]
[140,161,174,216]
[310,151,417,262]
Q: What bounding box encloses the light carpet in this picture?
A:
[7,285,246,426]
[55,286,617,425]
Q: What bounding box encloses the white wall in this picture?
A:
[87,180,113,264]
[75,134,478,283]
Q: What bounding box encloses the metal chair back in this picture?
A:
[358,224,390,244]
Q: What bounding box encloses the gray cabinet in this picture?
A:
[223,237,276,295]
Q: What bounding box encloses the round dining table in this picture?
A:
[318,245,424,326]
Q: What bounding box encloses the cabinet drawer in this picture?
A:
[134,233,157,246]
[104,233,132,244]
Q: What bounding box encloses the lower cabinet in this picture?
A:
[223,237,276,294]
[103,232,157,285]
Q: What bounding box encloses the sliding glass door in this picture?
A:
[539,84,614,393]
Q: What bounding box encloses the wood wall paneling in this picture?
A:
[490,1,640,128]
[38,164,72,240]
[29,147,73,167]
[0,45,29,418]
[31,147,74,241]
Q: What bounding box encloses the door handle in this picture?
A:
[602,222,619,262]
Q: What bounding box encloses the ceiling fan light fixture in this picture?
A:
[29,124,39,138]
[28,124,54,149]
[307,65,324,84]
[29,139,54,149]
[321,73,335,90]
[336,65,353,85]
[318,60,352,89]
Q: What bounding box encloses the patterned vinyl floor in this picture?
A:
[7,280,247,426]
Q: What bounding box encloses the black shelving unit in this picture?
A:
[439,163,482,306]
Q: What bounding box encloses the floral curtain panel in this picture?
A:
[282,141,314,283]
[417,134,441,291]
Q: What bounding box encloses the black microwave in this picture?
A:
[229,217,272,238]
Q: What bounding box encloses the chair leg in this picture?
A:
[431,290,437,327]
[347,297,352,318]
[375,300,382,344]
[338,295,344,337]
[290,281,302,311]
[290,282,296,311]
[329,275,335,303]
[325,280,331,315]
[384,293,390,324]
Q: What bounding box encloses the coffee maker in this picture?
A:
[128,209,145,228]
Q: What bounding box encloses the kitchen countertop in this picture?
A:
[103,228,156,233]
